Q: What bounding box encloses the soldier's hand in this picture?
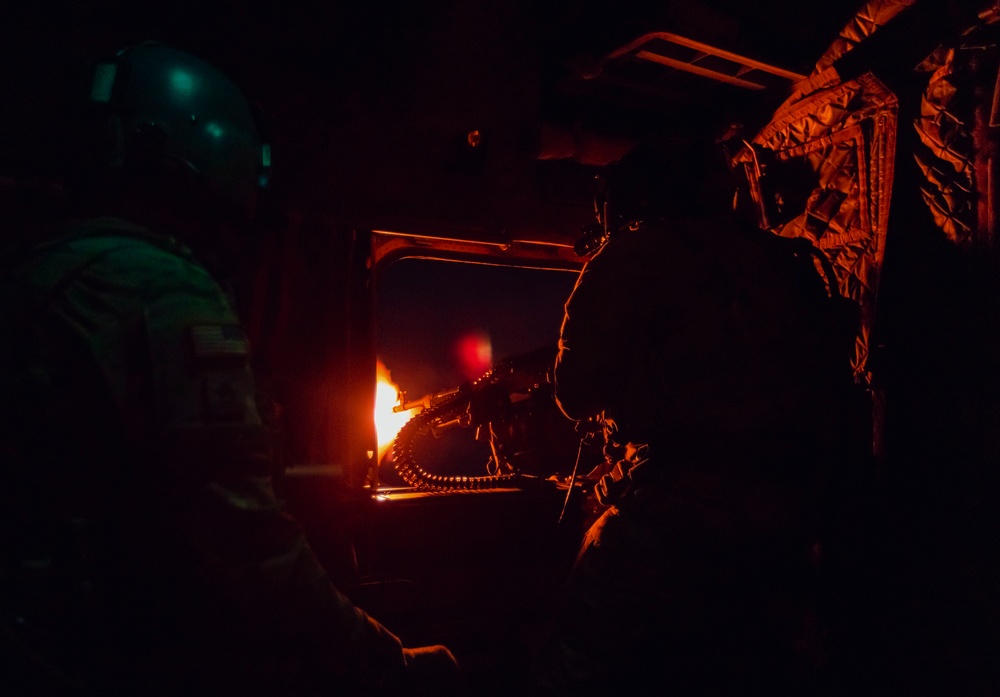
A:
[387,644,463,696]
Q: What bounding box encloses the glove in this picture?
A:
[383,644,463,696]
[594,459,635,506]
[404,643,458,666]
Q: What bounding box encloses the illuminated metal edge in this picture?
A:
[635,51,769,90]
[370,229,588,272]
[372,487,527,502]
[282,464,346,477]
[602,31,807,89]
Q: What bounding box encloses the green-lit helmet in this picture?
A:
[87,42,270,221]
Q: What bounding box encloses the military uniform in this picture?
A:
[536,213,849,695]
[0,218,407,695]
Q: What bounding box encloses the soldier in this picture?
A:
[0,42,459,696]
[535,160,857,695]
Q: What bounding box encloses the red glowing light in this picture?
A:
[455,331,492,380]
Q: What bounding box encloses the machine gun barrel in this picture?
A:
[393,386,462,413]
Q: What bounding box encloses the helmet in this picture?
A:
[85,42,270,221]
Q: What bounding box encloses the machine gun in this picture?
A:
[390,345,584,492]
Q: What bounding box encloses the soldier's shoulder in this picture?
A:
[2,216,226,325]
[4,216,195,273]
[59,217,218,292]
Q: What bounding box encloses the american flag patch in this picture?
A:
[189,324,250,358]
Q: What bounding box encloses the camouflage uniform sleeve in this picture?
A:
[138,244,409,690]
[46,233,407,692]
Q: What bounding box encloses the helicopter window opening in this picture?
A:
[374,256,578,486]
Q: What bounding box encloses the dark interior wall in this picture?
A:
[243,213,360,467]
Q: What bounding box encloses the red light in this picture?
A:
[455,331,492,380]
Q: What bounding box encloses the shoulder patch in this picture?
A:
[189,324,250,359]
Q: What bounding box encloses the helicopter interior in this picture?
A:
[5,0,999,691]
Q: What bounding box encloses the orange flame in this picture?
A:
[375,359,418,462]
